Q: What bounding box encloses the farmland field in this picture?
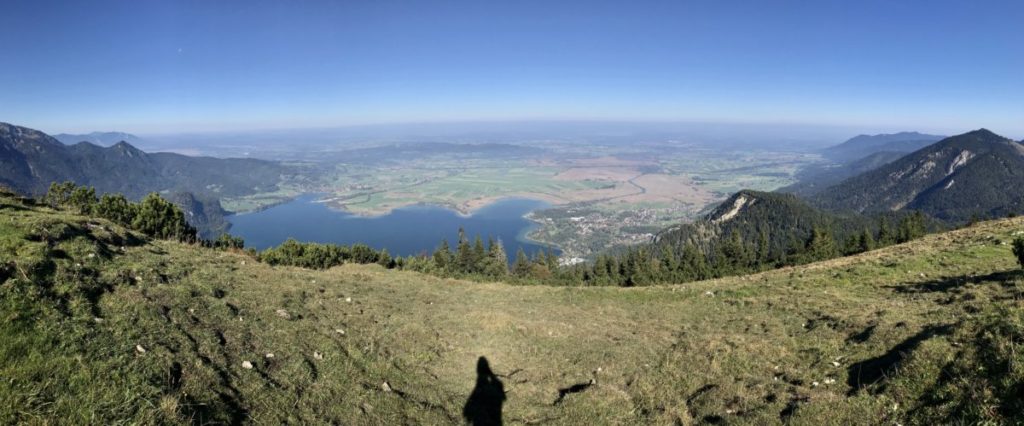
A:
[222,141,822,259]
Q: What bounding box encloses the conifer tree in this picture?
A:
[472,236,486,273]
[45,181,76,207]
[132,193,196,242]
[433,240,452,274]
[896,211,927,243]
[1013,237,1024,270]
[858,228,876,253]
[804,226,838,262]
[68,186,97,214]
[484,239,509,277]
[878,217,895,246]
[456,227,473,274]
[377,248,393,268]
[757,228,771,267]
[512,247,531,278]
[95,193,136,225]
[659,245,679,282]
[592,255,610,285]
[677,243,707,281]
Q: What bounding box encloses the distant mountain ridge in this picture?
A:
[54,131,143,147]
[0,122,297,238]
[823,131,945,163]
[0,122,291,199]
[812,129,1024,222]
[781,150,910,196]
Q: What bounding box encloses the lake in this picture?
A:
[227,195,558,262]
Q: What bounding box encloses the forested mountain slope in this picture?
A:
[812,129,1024,222]
[822,131,944,163]
[3,191,1022,424]
[654,190,920,266]
[0,122,292,199]
[781,150,909,196]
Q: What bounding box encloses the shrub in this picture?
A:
[1013,237,1024,270]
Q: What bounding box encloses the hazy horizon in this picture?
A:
[36,120,1024,154]
[2,1,1022,136]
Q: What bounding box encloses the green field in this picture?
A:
[337,166,605,215]
[282,146,822,258]
[2,194,1022,424]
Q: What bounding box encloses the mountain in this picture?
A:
[165,191,232,239]
[3,190,1022,424]
[0,121,298,237]
[823,131,945,163]
[0,122,292,200]
[813,129,1024,222]
[654,190,899,265]
[781,150,909,196]
[0,123,87,194]
[53,131,143,146]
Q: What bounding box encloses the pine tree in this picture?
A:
[377,248,393,268]
[843,234,861,255]
[433,240,452,273]
[45,181,76,207]
[544,249,559,271]
[592,255,610,285]
[896,211,927,243]
[680,243,709,281]
[878,217,895,246]
[757,228,771,267]
[659,245,679,282]
[456,227,473,274]
[804,226,838,262]
[858,229,876,253]
[719,230,748,271]
[1013,237,1024,270]
[484,239,509,277]
[513,248,531,278]
[68,186,97,214]
[620,249,640,286]
[95,193,136,225]
[472,236,486,273]
[529,250,553,280]
[132,193,196,242]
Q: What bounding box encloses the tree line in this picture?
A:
[249,213,930,288]
[45,181,200,244]
[40,182,944,286]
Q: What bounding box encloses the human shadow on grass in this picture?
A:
[463,357,505,426]
[885,270,1021,295]
[846,324,955,395]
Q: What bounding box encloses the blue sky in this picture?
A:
[1,0,1021,136]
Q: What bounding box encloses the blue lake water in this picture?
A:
[227,195,558,262]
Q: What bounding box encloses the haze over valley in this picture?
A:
[2,1,1023,424]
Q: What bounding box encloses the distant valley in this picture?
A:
[3,121,1023,260]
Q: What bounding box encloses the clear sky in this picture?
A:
[1,0,1022,136]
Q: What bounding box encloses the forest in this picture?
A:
[40,183,947,288]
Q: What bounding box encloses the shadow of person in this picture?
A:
[463,356,505,425]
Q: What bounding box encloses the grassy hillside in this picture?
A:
[1,193,1023,424]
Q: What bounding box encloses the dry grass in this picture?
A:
[2,194,1023,424]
